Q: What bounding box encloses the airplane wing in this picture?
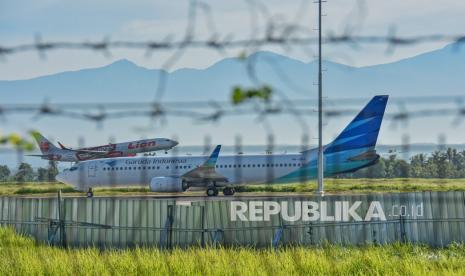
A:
[182,145,228,182]
[70,149,109,155]
[25,154,52,157]
[57,142,108,155]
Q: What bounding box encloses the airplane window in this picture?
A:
[215,165,218,168]
[247,164,251,168]
[157,166,160,169]
[229,165,232,168]
[166,166,169,170]
[284,164,287,167]
[257,164,260,168]
[252,164,255,167]
[280,164,283,167]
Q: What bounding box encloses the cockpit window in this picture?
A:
[70,166,78,171]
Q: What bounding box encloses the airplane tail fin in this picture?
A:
[29,130,59,154]
[324,95,389,154]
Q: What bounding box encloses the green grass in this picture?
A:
[0,227,464,275]
[0,178,464,196]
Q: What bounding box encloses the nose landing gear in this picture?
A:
[86,187,94,198]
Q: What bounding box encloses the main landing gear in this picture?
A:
[206,186,219,196]
[223,187,235,196]
[205,186,236,196]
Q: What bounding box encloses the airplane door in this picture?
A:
[88,164,97,177]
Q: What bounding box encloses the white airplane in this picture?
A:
[57,96,388,196]
[27,131,178,162]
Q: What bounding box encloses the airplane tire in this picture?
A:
[206,187,218,197]
[223,187,235,196]
[86,188,94,198]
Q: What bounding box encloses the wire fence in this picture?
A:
[1,191,465,248]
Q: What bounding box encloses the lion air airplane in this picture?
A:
[27,131,178,162]
[57,96,388,196]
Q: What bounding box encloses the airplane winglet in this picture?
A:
[204,145,221,167]
[183,145,226,181]
[58,142,68,150]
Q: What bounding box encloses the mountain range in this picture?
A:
[2,42,465,104]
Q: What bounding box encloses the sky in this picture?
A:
[1,0,465,80]
[1,0,465,164]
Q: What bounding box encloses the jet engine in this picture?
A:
[150,176,188,192]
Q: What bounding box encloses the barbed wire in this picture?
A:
[1,95,465,127]
[1,34,465,59]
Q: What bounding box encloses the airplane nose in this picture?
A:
[172,140,179,147]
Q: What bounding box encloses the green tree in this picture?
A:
[14,163,34,182]
[36,168,48,182]
[0,165,10,181]
[47,161,59,182]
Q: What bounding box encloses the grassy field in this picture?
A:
[0,227,464,275]
[0,178,464,196]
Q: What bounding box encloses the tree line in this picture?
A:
[341,148,465,178]
[0,161,58,182]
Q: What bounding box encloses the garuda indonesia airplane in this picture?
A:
[27,131,178,162]
[57,95,388,196]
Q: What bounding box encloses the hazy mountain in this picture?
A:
[2,43,465,104]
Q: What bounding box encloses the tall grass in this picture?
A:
[0,227,465,275]
[0,178,465,196]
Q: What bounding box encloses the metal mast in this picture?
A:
[317,0,324,196]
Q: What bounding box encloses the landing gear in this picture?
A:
[206,186,219,197]
[86,187,94,198]
[223,187,235,196]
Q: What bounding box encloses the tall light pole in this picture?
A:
[317,0,324,196]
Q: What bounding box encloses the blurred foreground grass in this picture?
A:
[0,227,464,275]
[0,178,464,196]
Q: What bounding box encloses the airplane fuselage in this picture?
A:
[57,147,378,191]
[39,138,178,162]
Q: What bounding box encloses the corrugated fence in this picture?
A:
[1,191,465,248]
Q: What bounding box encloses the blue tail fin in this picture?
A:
[324,95,388,154]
